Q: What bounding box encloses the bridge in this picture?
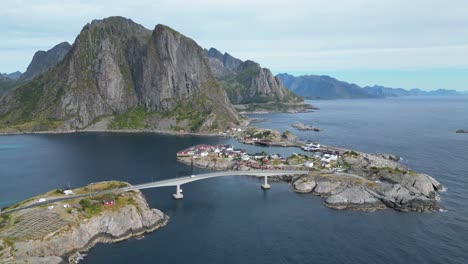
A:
[0,170,308,215]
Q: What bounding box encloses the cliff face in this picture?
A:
[205,48,303,105]
[0,17,238,132]
[19,42,72,82]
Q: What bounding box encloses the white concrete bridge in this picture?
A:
[123,170,309,199]
[0,170,308,215]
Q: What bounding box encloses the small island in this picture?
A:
[177,129,443,213]
[291,122,321,132]
[0,181,168,263]
[456,129,468,133]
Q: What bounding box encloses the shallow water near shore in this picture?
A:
[1,96,467,263]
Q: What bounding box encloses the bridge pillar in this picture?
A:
[173,185,184,199]
[261,176,271,189]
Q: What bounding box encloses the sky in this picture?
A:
[1,0,467,91]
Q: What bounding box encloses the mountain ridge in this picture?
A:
[277,73,461,99]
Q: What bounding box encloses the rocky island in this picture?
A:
[0,181,168,263]
[291,122,321,131]
[456,129,468,133]
[177,131,443,212]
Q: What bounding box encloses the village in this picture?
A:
[176,143,343,172]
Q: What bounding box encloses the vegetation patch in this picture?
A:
[110,106,154,129]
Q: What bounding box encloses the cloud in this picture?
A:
[1,0,468,87]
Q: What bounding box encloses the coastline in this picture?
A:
[0,128,232,137]
[68,215,169,264]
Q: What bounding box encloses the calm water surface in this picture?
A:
[0,96,467,263]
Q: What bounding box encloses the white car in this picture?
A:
[191,175,196,178]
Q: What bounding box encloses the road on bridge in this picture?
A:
[0,170,308,215]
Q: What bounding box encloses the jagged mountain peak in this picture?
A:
[0,17,239,132]
[19,42,72,82]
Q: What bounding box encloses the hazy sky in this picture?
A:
[1,0,468,90]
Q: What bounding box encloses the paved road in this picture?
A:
[0,170,308,215]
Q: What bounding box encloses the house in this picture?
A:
[254,153,265,160]
[103,199,115,206]
[304,161,314,168]
[63,189,74,195]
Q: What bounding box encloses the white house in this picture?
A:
[63,190,74,195]
[304,161,314,168]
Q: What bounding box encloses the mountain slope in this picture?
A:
[0,76,18,95]
[19,42,72,82]
[205,48,303,106]
[0,17,239,132]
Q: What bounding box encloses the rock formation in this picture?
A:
[205,48,304,106]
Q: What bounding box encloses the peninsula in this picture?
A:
[176,128,443,213]
[0,181,168,263]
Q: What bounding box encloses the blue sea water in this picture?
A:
[0,96,467,263]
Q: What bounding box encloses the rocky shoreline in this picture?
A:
[0,183,168,263]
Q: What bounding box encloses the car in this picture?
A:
[191,175,196,178]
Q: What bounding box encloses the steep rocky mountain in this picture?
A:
[205,48,303,106]
[0,17,239,132]
[278,73,460,99]
[277,73,372,99]
[18,42,72,82]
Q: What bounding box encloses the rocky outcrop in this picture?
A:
[0,189,168,263]
[324,186,386,211]
[291,170,442,212]
[0,17,239,132]
[19,42,72,82]
[456,129,468,133]
[205,48,303,106]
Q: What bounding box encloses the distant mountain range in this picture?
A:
[277,73,461,99]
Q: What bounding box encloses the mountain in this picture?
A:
[19,42,72,82]
[278,73,461,99]
[277,73,371,99]
[205,48,303,108]
[1,71,22,80]
[0,17,239,132]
